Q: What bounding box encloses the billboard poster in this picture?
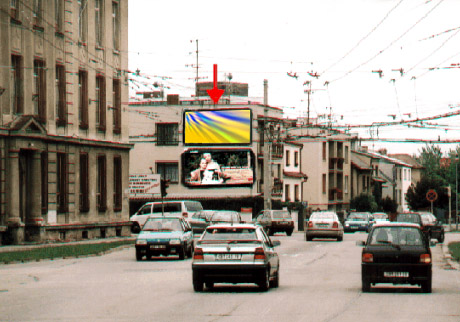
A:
[129,174,161,197]
[182,149,254,187]
[183,108,252,145]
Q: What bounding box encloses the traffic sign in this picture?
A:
[426,189,438,202]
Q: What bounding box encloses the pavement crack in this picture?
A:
[322,292,362,322]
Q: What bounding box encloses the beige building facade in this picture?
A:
[0,0,131,244]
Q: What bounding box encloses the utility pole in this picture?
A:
[263,80,271,210]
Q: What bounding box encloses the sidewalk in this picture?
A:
[441,225,460,271]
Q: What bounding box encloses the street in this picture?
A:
[1,233,459,322]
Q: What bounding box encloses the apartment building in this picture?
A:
[128,93,287,215]
[0,0,131,244]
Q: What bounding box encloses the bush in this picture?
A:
[350,194,378,212]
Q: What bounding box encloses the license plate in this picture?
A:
[318,224,328,227]
[150,245,166,249]
[384,272,409,278]
[350,226,358,229]
[216,253,242,260]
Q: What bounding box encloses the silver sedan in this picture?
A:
[305,211,344,241]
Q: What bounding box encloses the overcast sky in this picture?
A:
[128,0,460,155]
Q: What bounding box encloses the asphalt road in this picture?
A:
[1,232,459,322]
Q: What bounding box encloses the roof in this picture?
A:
[283,171,308,179]
[372,222,420,229]
[353,150,413,168]
[388,154,423,169]
[206,223,259,229]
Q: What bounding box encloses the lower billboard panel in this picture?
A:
[182,149,254,187]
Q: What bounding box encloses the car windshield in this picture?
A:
[369,227,424,246]
[211,212,239,223]
[347,214,368,221]
[311,213,336,220]
[185,202,203,211]
[142,218,182,231]
[397,214,420,224]
[272,211,291,219]
[202,227,257,241]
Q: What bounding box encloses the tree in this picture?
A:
[405,176,448,211]
[418,144,443,180]
[379,196,398,214]
[350,194,378,212]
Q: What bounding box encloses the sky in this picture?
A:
[128,0,460,156]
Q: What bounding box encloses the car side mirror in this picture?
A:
[356,240,366,246]
[272,240,281,247]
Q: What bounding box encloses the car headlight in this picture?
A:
[345,223,349,226]
[169,239,181,245]
[136,239,147,245]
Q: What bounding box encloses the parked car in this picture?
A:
[372,212,389,223]
[344,212,374,232]
[130,200,203,233]
[359,222,432,293]
[192,223,280,292]
[254,209,295,236]
[395,212,431,240]
[305,211,344,241]
[209,211,242,224]
[188,210,215,235]
[418,211,445,243]
[134,216,194,261]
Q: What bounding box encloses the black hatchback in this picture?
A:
[359,222,432,293]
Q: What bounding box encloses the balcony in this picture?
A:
[328,188,343,201]
[329,157,344,172]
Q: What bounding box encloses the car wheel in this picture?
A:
[131,223,141,234]
[421,279,432,293]
[286,230,293,236]
[258,268,270,292]
[267,228,273,236]
[438,232,445,243]
[136,250,143,261]
[337,236,343,242]
[187,243,193,258]
[205,282,214,290]
[306,235,312,241]
[362,277,371,292]
[179,247,186,260]
[270,269,279,288]
[193,271,204,292]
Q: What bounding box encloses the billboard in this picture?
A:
[183,108,252,145]
[182,149,254,187]
[129,174,161,198]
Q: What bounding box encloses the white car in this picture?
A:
[305,211,344,241]
[192,223,280,292]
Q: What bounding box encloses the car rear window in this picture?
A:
[143,218,182,231]
[311,213,335,220]
[152,203,181,213]
[369,227,424,246]
[202,227,257,241]
[272,211,291,219]
[347,214,368,220]
[185,201,203,211]
[211,212,239,222]
[396,214,420,224]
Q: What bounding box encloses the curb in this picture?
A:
[441,232,460,271]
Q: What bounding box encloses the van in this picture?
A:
[130,200,203,233]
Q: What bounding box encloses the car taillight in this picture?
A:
[362,253,373,263]
[420,253,431,264]
[308,221,313,228]
[254,247,266,260]
[332,222,338,229]
[183,212,188,218]
[193,247,203,260]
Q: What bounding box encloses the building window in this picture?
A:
[345,146,349,164]
[11,55,23,114]
[33,60,46,122]
[322,174,327,194]
[294,151,299,167]
[113,156,122,211]
[97,154,107,212]
[285,184,290,202]
[95,0,104,47]
[57,153,68,213]
[55,0,63,33]
[78,0,87,43]
[322,142,327,161]
[294,184,300,201]
[79,153,89,212]
[96,75,106,131]
[344,175,349,194]
[33,0,43,27]
[56,64,66,126]
[10,0,20,21]
[112,1,120,50]
[285,150,290,167]
[113,79,121,134]
[156,123,179,145]
[41,152,48,214]
[362,176,366,191]
[156,162,178,183]
[78,70,88,129]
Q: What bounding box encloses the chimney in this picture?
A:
[263,79,268,106]
[167,94,180,105]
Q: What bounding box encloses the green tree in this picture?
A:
[418,144,443,180]
[379,196,398,214]
[405,176,448,211]
[350,193,378,212]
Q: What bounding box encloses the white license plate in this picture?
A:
[150,245,166,249]
[216,253,242,260]
[384,272,409,278]
[317,224,328,227]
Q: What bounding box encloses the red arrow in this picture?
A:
[207,64,224,104]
